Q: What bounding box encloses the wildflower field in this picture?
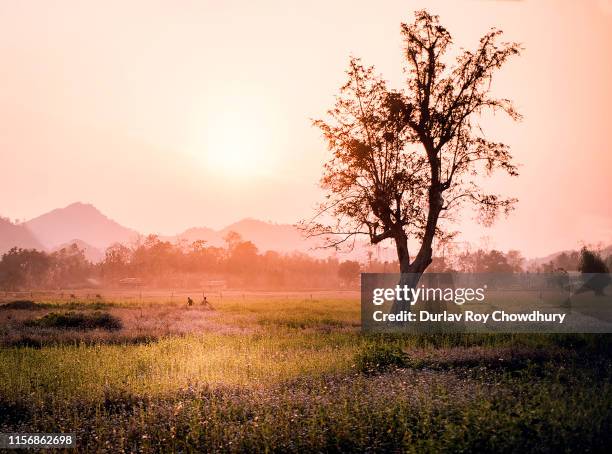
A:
[0,293,610,452]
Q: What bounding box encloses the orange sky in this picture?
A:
[0,0,611,257]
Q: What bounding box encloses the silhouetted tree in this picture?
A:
[577,247,611,295]
[304,11,521,308]
[481,250,513,273]
[49,243,91,287]
[0,247,51,290]
[578,247,610,274]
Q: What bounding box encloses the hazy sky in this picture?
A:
[0,0,611,257]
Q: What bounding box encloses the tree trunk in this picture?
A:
[389,209,438,315]
[390,272,422,315]
[390,231,427,315]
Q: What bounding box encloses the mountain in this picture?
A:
[12,202,353,259]
[17,202,323,256]
[52,239,105,263]
[24,202,137,250]
[0,217,44,254]
[174,218,331,255]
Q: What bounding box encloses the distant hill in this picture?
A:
[24,202,137,250]
[52,239,105,263]
[0,217,44,254]
[15,202,330,257]
[526,248,577,269]
[9,202,364,260]
[175,218,329,255]
[175,226,222,247]
[526,244,612,269]
[221,218,320,253]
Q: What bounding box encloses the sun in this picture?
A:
[203,108,268,176]
[186,91,282,178]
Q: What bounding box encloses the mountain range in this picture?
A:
[1,202,330,262]
[2,202,608,265]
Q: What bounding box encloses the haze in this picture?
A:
[1,0,610,257]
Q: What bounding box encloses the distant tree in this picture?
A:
[577,247,611,296]
[449,248,523,273]
[426,256,452,273]
[579,247,610,274]
[0,247,51,290]
[101,243,132,281]
[131,234,176,279]
[227,240,259,275]
[505,250,525,272]
[540,260,555,274]
[50,243,91,287]
[481,250,513,273]
[304,11,521,309]
[191,240,208,254]
[223,231,243,253]
[338,260,361,286]
[553,251,580,271]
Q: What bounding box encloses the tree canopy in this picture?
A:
[305,10,521,276]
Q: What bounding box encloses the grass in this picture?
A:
[354,342,407,373]
[0,294,611,452]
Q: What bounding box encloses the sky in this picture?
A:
[0,0,611,257]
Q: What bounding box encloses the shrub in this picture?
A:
[0,300,48,310]
[578,247,610,274]
[24,311,122,331]
[577,248,611,295]
[354,342,406,373]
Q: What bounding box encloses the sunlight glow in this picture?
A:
[186,90,283,178]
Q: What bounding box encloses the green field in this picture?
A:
[1,295,611,453]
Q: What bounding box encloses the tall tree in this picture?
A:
[303,11,521,305]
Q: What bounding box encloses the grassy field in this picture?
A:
[0,294,611,453]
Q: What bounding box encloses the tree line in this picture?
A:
[0,233,391,290]
[2,231,608,291]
